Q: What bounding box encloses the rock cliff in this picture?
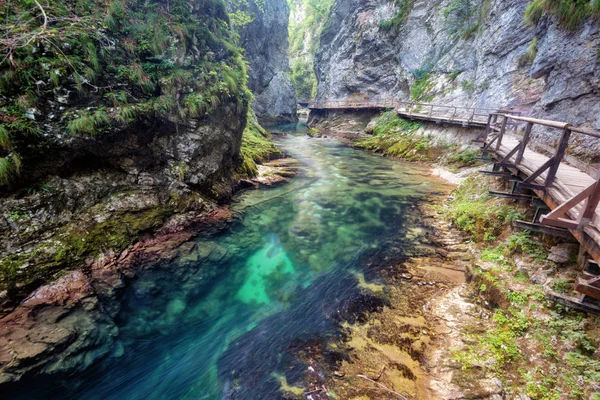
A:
[230,0,298,124]
[0,0,250,383]
[314,0,600,155]
[0,0,248,310]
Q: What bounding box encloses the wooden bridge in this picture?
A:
[310,98,600,312]
[309,99,501,128]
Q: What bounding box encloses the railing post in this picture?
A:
[451,107,457,121]
[515,122,533,165]
[496,116,508,151]
[579,178,600,226]
[545,127,572,187]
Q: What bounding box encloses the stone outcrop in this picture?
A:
[231,0,298,124]
[314,0,600,155]
[0,207,234,385]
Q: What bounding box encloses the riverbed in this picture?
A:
[7,124,451,399]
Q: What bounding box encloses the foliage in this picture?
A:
[507,230,546,261]
[524,0,600,30]
[461,79,476,95]
[410,71,433,101]
[442,0,478,36]
[291,59,317,99]
[288,0,335,98]
[0,0,251,186]
[446,148,479,168]
[444,175,524,241]
[237,111,283,177]
[355,112,447,161]
[379,0,415,30]
[518,37,539,67]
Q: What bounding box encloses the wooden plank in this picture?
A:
[512,220,575,240]
[575,278,600,299]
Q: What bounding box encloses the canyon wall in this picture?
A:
[231,0,299,124]
[314,0,600,155]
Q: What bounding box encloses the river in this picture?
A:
[9,124,446,399]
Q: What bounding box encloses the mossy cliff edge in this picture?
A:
[0,0,252,307]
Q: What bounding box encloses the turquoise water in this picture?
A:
[9,124,444,399]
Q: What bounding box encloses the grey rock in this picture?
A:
[548,243,578,264]
[314,0,600,152]
[230,0,298,124]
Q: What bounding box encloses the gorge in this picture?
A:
[1,0,600,399]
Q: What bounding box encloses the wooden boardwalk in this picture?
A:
[309,100,497,129]
[310,98,600,310]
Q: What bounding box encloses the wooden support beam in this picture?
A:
[512,220,576,240]
[521,157,555,186]
[578,180,600,226]
[545,128,572,186]
[576,278,600,299]
[517,182,546,191]
[515,122,533,165]
[542,217,580,230]
[489,191,535,201]
[495,116,508,151]
[479,170,512,177]
[540,182,597,228]
[499,143,521,166]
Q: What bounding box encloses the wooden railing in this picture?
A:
[395,101,501,125]
[480,112,600,230]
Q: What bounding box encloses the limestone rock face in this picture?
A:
[314,0,600,154]
[232,0,298,124]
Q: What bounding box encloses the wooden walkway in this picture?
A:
[310,98,600,310]
[308,100,498,128]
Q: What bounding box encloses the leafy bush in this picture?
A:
[445,176,524,241]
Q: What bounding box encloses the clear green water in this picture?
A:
[10,124,444,399]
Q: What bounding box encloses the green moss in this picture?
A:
[524,0,598,30]
[0,197,180,298]
[355,111,447,161]
[518,37,538,67]
[0,0,250,185]
[237,112,283,178]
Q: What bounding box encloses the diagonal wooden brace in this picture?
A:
[540,181,598,229]
[498,143,521,167]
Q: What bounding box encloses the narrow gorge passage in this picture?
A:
[4,125,448,399]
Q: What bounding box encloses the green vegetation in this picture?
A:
[444,173,600,398]
[0,200,177,298]
[444,176,524,242]
[238,112,284,177]
[410,70,433,101]
[519,37,539,67]
[524,0,600,30]
[0,0,251,186]
[442,0,478,37]
[355,111,447,161]
[379,0,416,30]
[445,148,479,169]
[288,0,335,98]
